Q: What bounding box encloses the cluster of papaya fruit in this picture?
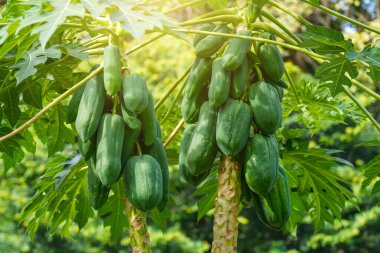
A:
[66,45,169,212]
[180,23,291,230]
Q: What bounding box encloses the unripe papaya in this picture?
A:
[95,113,125,186]
[185,58,212,100]
[87,157,110,210]
[258,43,284,82]
[253,166,291,230]
[193,23,216,46]
[121,100,141,130]
[122,73,149,114]
[221,30,252,71]
[104,45,122,96]
[124,155,163,211]
[249,81,282,135]
[179,124,210,186]
[66,85,85,124]
[195,24,231,58]
[244,134,278,195]
[75,72,105,142]
[143,137,169,211]
[139,93,157,146]
[121,121,141,168]
[181,83,208,123]
[231,57,248,99]
[209,57,231,108]
[216,99,252,157]
[187,102,218,176]
[78,135,96,161]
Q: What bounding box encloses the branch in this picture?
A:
[171,28,332,60]
[163,118,185,148]
[301,0,380,34]
[0,65,104,142]
[343,86,380,132]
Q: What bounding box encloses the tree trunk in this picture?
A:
[211,155,242,253]
[125,198,151,253]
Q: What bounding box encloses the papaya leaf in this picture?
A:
[298,25,354,55]
[98,180,129,242]
[19,155,91,240]
[284,148,358,231]
[362,154,380,187]
[17,0,85,50]
[315,58,358,97]
[150,207,170,231]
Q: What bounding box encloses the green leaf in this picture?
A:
[12,45,61,84]
[109,1,167,40]
[46,105,75,156]
[347,45,380,67]
[98,181,128,242]
[23,82,42,109]
[284,148,358,231]
[315,57,358,96]
[17,0,85,50]
[0,87,21,127]
[362,154,380,186]
[75,180,94,230]
[80,0,107,17]
[367,64,380,83]
[150,207,170,231]
[356,140,380,147]
[0,20,19,44]
[298,25,354,55]
[20,130,36,154]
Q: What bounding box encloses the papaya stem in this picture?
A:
[254,64,263,80]
[164,0,205,14]
[161,78,187,124]
[260,10,302,43]
[267,0,312,26]
[0,65,104,142]
[112,96,118,114]
[284,68,300,104]
[154,66,191,110]
[171,28,331,60]
[211,155,242,253]
[300,0,380,34]
[136,142,143,156]
[126,34,165,56]
[163,118,185,148]
[180,15,243,26]
[250,23,297,45]
[343,87,380,132]
[125,198,152,253]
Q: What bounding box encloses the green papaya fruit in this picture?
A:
[195,24,231,58]
[253,166,291,230]
[209,57,231,108]
[231,57,248,99]
[249,80,282,135]
[187,102,218,176]
[221,30,252,71]
[246,3,260,23]
[244,134,278,195]
[185,58,212,100]
[155,117,162,139]
[122,73,149,114]
[181,83,208,123]
[193,23,216,46]
[75,71,105,142]
[241,169,254,208]
[139,93,157,146]
[104,45,122,96]
[274,85,284,102]
[78,134,96,161]
[216,99,252,157]
[87,157,110,210]
[66,85,85,124]
[258,43,284,82]
[143,137,169,211]
[124,155,163,211]
[121,120,141,168]
[121,100,141,130]
[95,113,125,186]
[276,79,288,89]
[179,124,210,186]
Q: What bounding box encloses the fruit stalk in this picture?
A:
[211,155,242,253]
[125,198,151,253]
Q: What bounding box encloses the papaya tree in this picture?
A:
[0,0,379,252]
